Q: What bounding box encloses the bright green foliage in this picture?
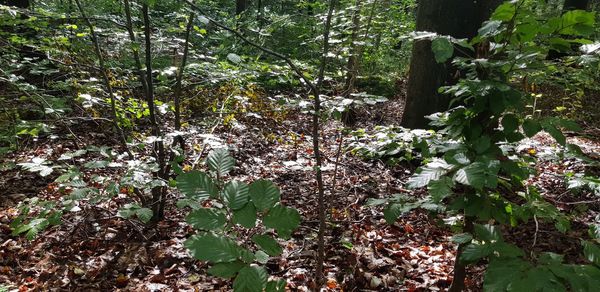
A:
[376,1,600,289]
[177,149,299,291]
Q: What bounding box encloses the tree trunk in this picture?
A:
[2,0,29,8]
[563,0,588,10]
[401,0,500,129]
[236,0,249,15]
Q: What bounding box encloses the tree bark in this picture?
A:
[236,0,249,15]
[2,0,29,8]
[563,0,588,10]
[401,0,500,129]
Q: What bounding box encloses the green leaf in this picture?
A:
[266,279,287,292]
[184,234,241,263]
[484,257,531,291]
[135,208,153,223]
[263,204,301,239]
[249,180,281,211]
[207,261,246,278]
[224,180,250,210]
[560,10,595,36]
[582,241,600,266]
[543,123,566,146]
[491,2,516,21]
[186,208,227,230]
[474,224,502,242]
[431,37,453,63]
[255,250,269,264]
[207,148,235,176]
[460,243,493,262]
[252,234,283,256]
[382,202,412,223]
[479,20,502,37]
[501,114,518,133]
[522,119,541,137]
[233,203,257,228]
[407,159,452,188]
[428,177,454,203]
[176,171,218,201]
[451,233,473,244]
[12,218,49,240]
[454,162,486,189]
[233,266,268,292]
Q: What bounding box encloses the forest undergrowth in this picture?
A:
[1,93,599,291]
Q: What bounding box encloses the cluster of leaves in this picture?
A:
[347,125,438,164]
[377,1,600,290]
[11,145,163,238]
[176,149,300,291]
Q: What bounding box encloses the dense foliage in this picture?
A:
[1,0,599,290]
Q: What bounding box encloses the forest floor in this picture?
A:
[1,95,600,291]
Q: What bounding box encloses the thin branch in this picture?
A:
[74,0,133,159]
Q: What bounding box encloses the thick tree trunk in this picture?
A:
[401,0,500,129]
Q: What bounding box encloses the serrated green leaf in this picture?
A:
[252,234,283,256]
[233,266,267,292]
[249,180,280,211]
[135,208,153,223]
[207,148,235,176]
[224,180,249,210]
[428,177,454,203]
[207,261,246,278]
[407,159,452,188]
[186,208,226,230]
[255,250,269,264]
[233,203,257,228]
[176,171,218,201]
[185,234,241,263]
[454,162,486,189]
[483,257,531,291]
[263,204,300,239]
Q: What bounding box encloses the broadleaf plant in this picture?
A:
[379,1,600,290]
[177,149,300,291]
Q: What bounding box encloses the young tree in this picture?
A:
[400,0,500,129]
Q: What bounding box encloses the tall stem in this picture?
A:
[142,3,166,221]
[173,12,194,151]
[314,0,336,286]
[74,0,132,159]
[123,0,150,100]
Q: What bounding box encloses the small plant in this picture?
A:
[176,149,300,291]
